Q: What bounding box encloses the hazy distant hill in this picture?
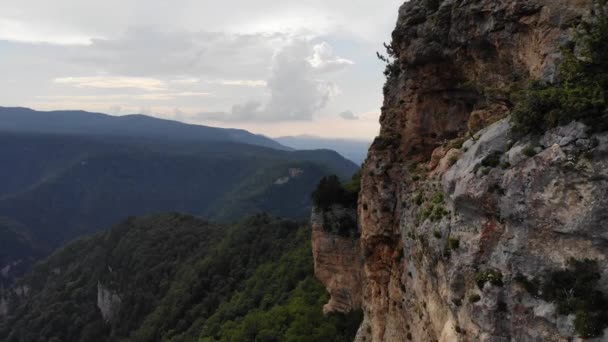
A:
[275,135,371,165]
[0,107,289,150]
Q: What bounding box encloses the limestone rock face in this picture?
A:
[311,206,363,314]
[0,296,8,318]
[97,282,121,323]
[340,0,608,341]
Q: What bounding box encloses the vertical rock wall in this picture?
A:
[314,1,608,341]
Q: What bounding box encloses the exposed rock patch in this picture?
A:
[97,282,121,323]
[311,206,363,314]
[0,297,8,318]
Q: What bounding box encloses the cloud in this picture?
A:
[206,79,267,87]
[169,77,200,85]
[68,29,286,79]
[308,42,354,72]
[0,1,401,136]
[230,101,264,120]
[265,40,336,121]
[0,1,403,44]
[339,110,358,120]
[203,40,345,122]
[54,76,168,91]
[0,18,93,45]
[36,92,210,101]
[108,105,122,115]
[193,111,231,121]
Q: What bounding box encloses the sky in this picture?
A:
[0,0,404,139]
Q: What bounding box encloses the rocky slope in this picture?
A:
[314,0,608,341]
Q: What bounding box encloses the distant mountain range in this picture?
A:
[275,135,371,165]
[0,107,289,150]
[0,107,358,287]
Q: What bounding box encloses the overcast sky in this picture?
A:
[0,0,403,139]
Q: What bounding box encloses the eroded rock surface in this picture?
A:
[311,206,363,314]
[97,282,121,323]
[311,0,608,341]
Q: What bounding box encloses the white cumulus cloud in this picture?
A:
[308,42,354,72]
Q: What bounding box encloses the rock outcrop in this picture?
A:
[313,0,608,341]
[311,205,363,314]
[97,282,121,323]
[0,296,8,318]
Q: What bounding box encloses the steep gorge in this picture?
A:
[314,0,608,341]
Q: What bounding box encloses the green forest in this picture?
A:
[0,213,361,342]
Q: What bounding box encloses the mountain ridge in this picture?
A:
[0,106,289,151]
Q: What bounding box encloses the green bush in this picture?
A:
[413,192,424,206]
[475,269,504,289]
[540,259,608,338]
[432,192,444,205]
[312,175,358,209]
[469,294,481,303]
[449,137,466,150]
[481,151,502,168]
[574,310,607,339]
[429,205,448,222]
[448,237,460,250]
[514,273,540,297]
[372,134,401,151]
[489,183,505,196]
[523,145,537,157]
[511,6,608,135]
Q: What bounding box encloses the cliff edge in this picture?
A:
[313,0,608,341]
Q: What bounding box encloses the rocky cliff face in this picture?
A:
[313,0,608,341]
[311,206,363,314]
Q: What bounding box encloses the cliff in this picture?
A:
[311,205,363,314]
[313,0,608,341]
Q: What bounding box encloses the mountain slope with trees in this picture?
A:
[0,130,357,286]
[0,214,361,342]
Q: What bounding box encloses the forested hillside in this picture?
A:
[0,131,357,285]
[0,218,41,288]
[0,214,361,342]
